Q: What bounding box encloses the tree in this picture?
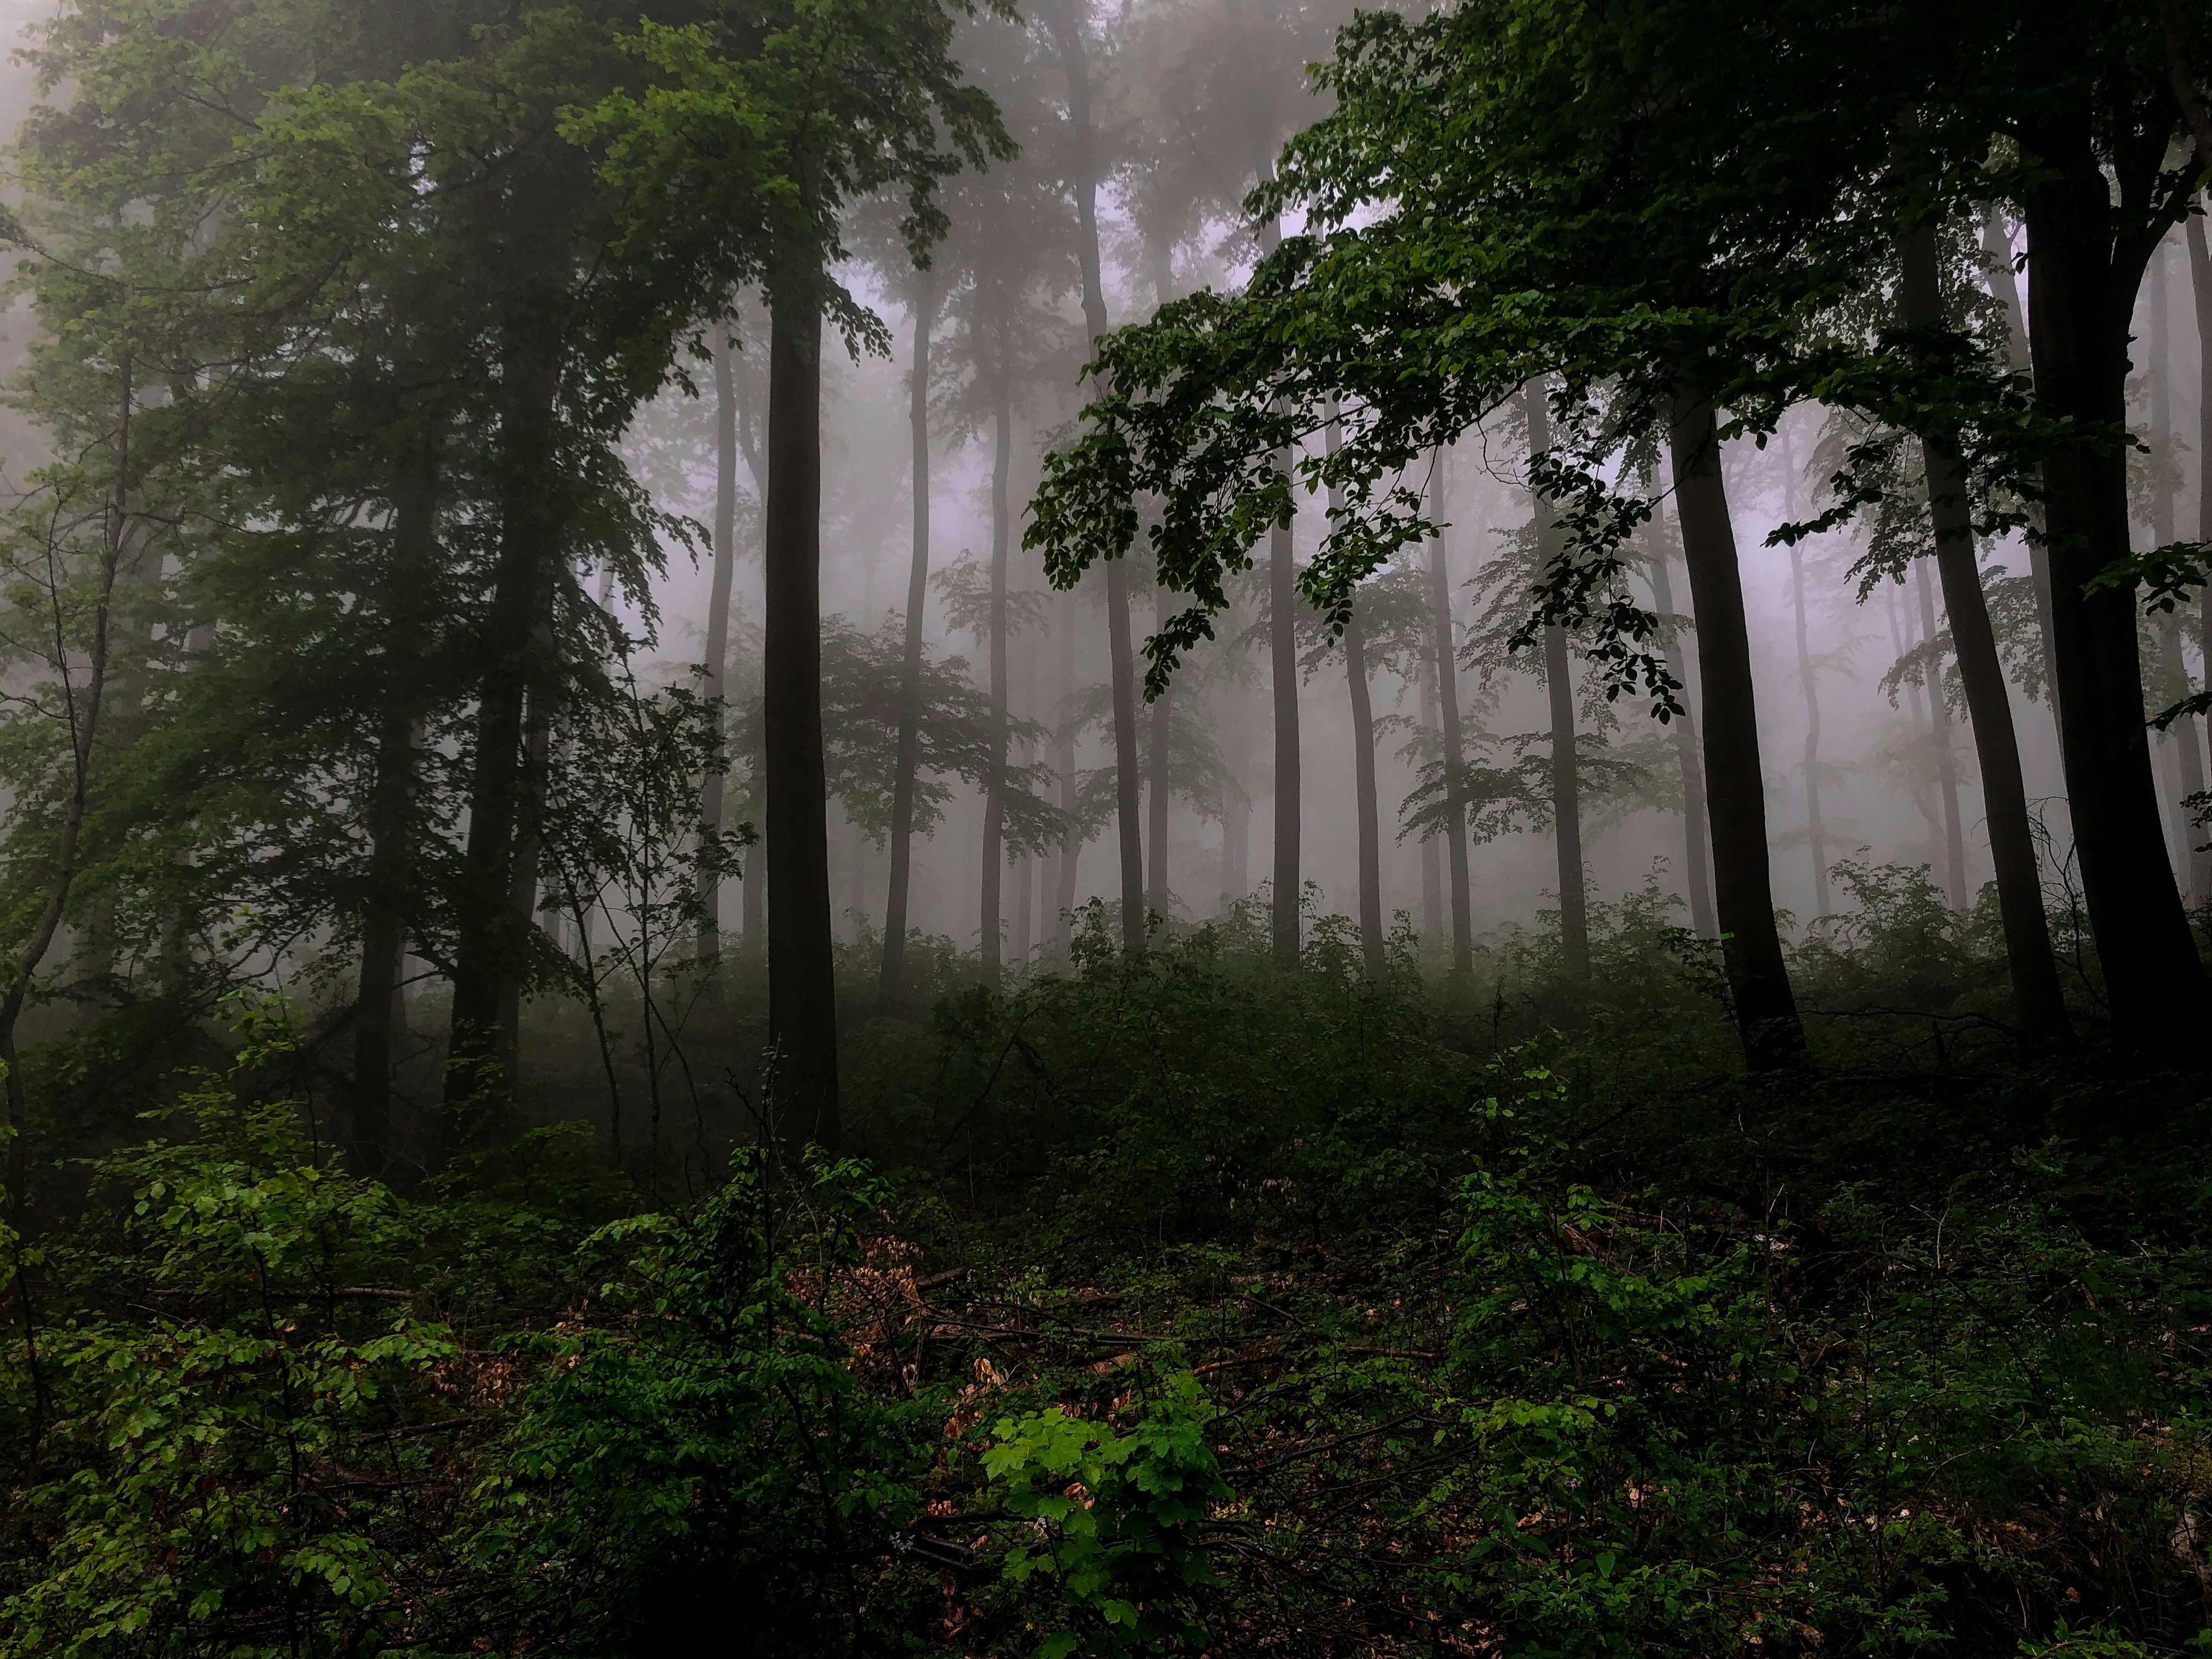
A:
[573,0,1015,1142]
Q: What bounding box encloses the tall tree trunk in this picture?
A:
[1426,458,1474,977]
[881,273,935,1010]
[2018,122,2207,1066]
[1914,558,1970,907]
[980,357,1012,983]
[356,455,441,1171]
[1788,546,1832,918]
[2189,203,2212,906]
[1983,207,2066,718]
[2147,242,2210,902]
[1146,242,1176,924]
[1147,584,1172,917]
[1647,527,1718,936]
[1525,386,1588,979]
[764,285,839,1147]
[1268,514,1300,965]
[1901,207,2074,1043]
[697,326,740,971]
[1325,408,1385,977]
[444,341,560,1139]
[1666,392,1805,1068]
[1053,588,1080,946]
[1778,429,1831,919]
[1051,0,1142,957]
[1419,665,1444,943]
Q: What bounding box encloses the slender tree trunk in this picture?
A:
[2188,204,2212,906]
[1647,529,1718,936]
[1419,665,1444,944]
[881,274,935,1010]
[1984,207,2065,719]
[1788,546,1832,918]
[1325,408,1385,977]
[444,341,560,1137]
[2147,242,2210,902]
[356,456,441,1171]
[2019,125,2206,1066]
[1268,515,1301,964]
[1667,392,1805,1068]
[697,326,740,971]
[1902,190,2075,1043]
[1525,385,1588,979]
[1147,584,1172,917]
[1052,0,1142,957]
[1914,559,1970,907]
[764,285,839,1146]
[1426,459,1474,976]
[980,358,1012,983]
[1053,588,1080,946]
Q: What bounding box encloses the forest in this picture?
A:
[2,0,2212,1654]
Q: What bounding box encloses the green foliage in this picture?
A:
[0,1018,455,1659]
[458,1148,934,1655]
[983,1374,1229,1658]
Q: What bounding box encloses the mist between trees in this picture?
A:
[4,1,2212,1656]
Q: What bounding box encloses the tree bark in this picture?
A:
[1666,392,1805,1067]
[1426,459,1474,977]
[881,274,934,1010]
[697,326,740,972]
[2146,242,2210,902]
[1983,207,2065,720]
[1647,532,1717,936]
[1419,665,1444,943]
[1325,409,1385,977]
[980,355,1012,982]
[1051,0,1142,957]
[1053,588,1080,946]
[1147,584,1172,917]
[1788,546,1832,918]
[764,286,839,1147]
[2189,204,2212,906]
[355,454,441,1171]
[1901,180,2074,1043]
[1914,558,1970,907]
[1525,386,1587,978]
[2019,119,2206,1066]
[444,340,560,1139]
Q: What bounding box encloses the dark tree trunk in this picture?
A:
[2147,243,2210,902]
[1902,183,2074,1043]
[980,358,1012,982]
[1419,667,1444,943]
[1984,207,2066,719]
[1326,410,1385,977]
[764,287,839,1146]
[444,342,560,1141]
[1666,392,1805,1068]
[1268,516,1301,966]
[1914,560,1970,907]
[1054,589,1080,946]
[2190,205,2212,905]
[696,327,740,972]
[1525,385,1587,979]
[1051,0,1142,957]
[1147,585,1171,917]
[1647,537,1717,936]
[1788,546,1832,918]
[2019,119,2205,1066]
[1426,475,1474,977]
[356,458,441,1173]
[881,274,934,1010]
[1106,560,1146,954]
